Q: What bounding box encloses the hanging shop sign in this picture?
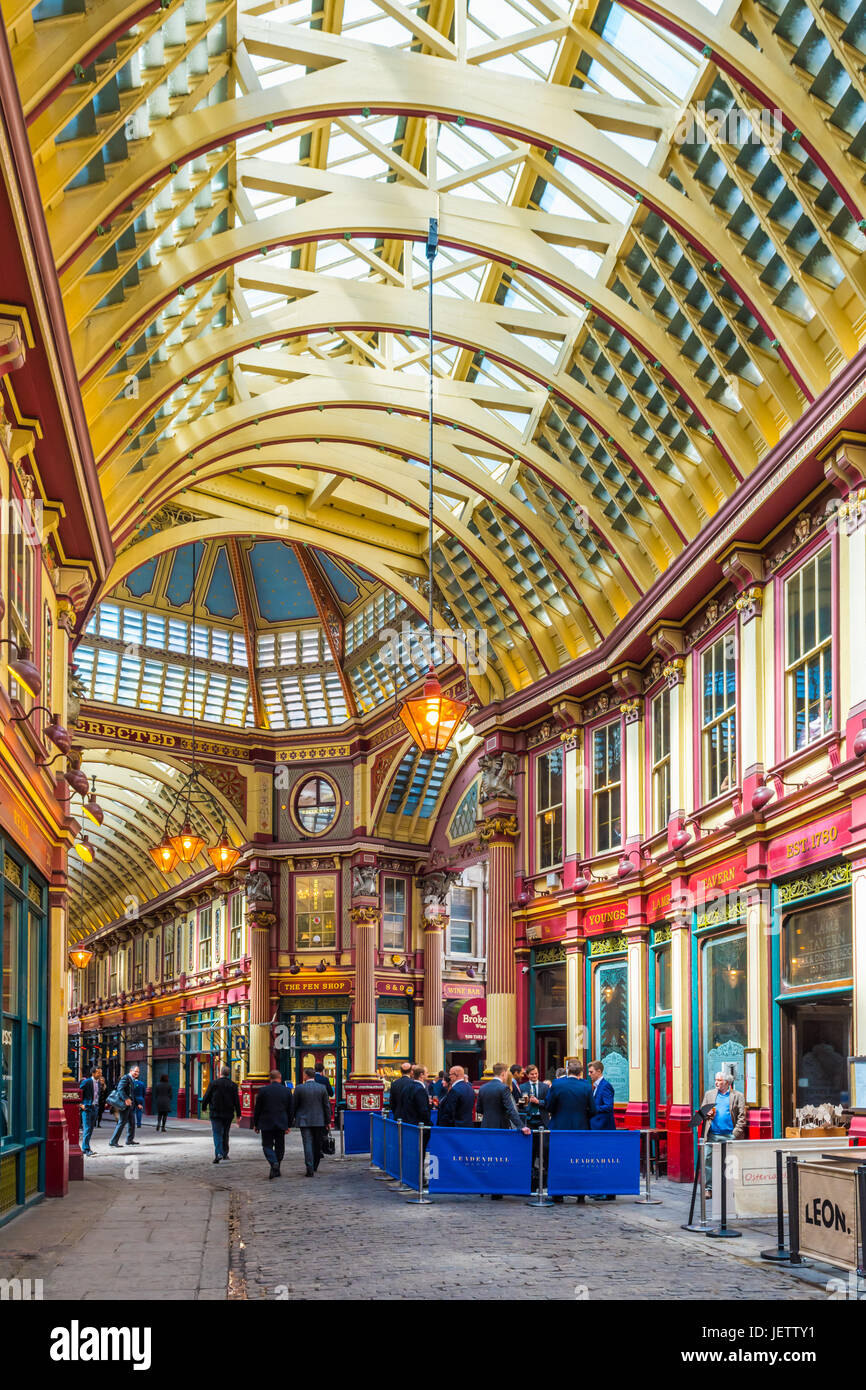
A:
[442,981,485,1001]
[377,979,415,996]
[456,998,487,1040]
[583,899,628,935]
[768,810,851,876]
[277,976,354,995]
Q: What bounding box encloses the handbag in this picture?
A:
[105,1087,126,1110]
[321,1131,335,1156]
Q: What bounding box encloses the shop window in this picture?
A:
[294,776,339,835]
[536,748,563,871]
[781,899,852,990]
[447,886,475,955]
[701,632,737,802]
[229,893,243,961]
[592,721,621,853]
[377,1012,410,1058]
[198,909,212,971]
[163,922,175,979]
[213,908,222,965]
[592,958,628,1099]
[651,688,671,833]
[301,1017,336,1046]
[532,961,566,1026]
[382,876,407,952]
[42,604,52,713]
[701,931,746,1091]
[7,486,35,676]
[785,546,833,752]
[295,875,337,950]
[654,941,671,1014]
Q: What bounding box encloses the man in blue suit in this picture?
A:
[588,1059,617,1201]
[545,1061,593,1203]
[436,1066,476,1127]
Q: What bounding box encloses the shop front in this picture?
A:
[530,944,567,1079]
[588,935,629,1109]
[277,984,352,1100]
[694,904,747,1099]
[443,987,486,1080]
[772,860,853,1133]
[184,1008,217,1116]
[376,995,413,1088]
[151,1014,182,1116]
[1,840,48,1225]
[649,925,673,1129]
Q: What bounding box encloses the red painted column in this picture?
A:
[480,809,519,1072]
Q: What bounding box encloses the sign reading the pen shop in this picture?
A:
[277,977,353,995]
[797,1164,859,1270]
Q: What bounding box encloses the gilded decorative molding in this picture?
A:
[663,658,685,688]
[349,904,381,925]
[276,744,351,762]
[619,697,642,725]
[534,943,566,964]
[696,897,746,929]
[590,934,627,956]
[734,585,763,621]
[653,924,672,944]
[777,862,851,905]
[478,813,519,845]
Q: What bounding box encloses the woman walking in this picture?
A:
[153,1073,172,1132]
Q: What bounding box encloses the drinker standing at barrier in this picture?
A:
[477,1063,531,1198]
[388,1061,413,1120]
[588,1059,617,1202]
[546,1062,593,1205]
[700,1070,747,1197]
[437,1066,475,1127]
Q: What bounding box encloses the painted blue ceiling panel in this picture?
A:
[248,542,318,622]
[125,557,158,599]
[205,546,239,620]
[314,551,360,605]
[166,544,201,607]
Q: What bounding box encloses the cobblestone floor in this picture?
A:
[0,1119,844,1301]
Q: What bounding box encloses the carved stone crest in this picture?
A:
[245,870,272,906]
[479,751,518,803]
[351,864,379,899]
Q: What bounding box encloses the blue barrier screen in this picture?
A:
[371,1113,385,1169]
[384,1117,400,1178]
[343,1110,372,1155]
[427,1128,532,1194]
[547,1130,641,1195]
[400,1122,422,1191]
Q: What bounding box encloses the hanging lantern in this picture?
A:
[7,644,42,698]
[208,835,240,873]
[81,778,104,826]
[73,836,96,863]
[69,947,94,969]
[44,713,72,754]
[149,836,180,873]
[399,672,467,753]
[168,822,205,863]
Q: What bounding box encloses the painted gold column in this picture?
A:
[350,902,379,1077]
[47,890,72,1195]
[565,938,586,1061]
[420,907,445,1075]
[480,812,519,1069]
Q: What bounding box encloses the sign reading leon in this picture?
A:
[797,1163,859,1270]
[456,997,487,1041]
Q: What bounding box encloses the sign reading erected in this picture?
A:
[456,997,487,1040]
[797,1163,859,1270]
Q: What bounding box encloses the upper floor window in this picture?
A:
[651,688,671,833]
[229,893,244,961]
[382,876,407,952]
[132,936,144,991]
[785,546,832,752]
[294,776,339,835]
[592,721,621,853]
[535,748,563,871]
[295,874,337,950]
[447,886,476,956]
[198,908,212,971]
[701,633,736,802]
[163,923,174,979]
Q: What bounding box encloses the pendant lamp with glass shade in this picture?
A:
[398,216,468,753]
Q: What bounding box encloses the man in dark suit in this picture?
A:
[313,1068,334,1097]
[437,1065,476,1127]
[388,1061,413,1120]
[477,1063,531,1198]
[402,1065,432,1127]
[253,1069,293,1178]
[201,1065,242,1164]
[546,1061,593,1203]
[290,1067,332,1176]
[519,1065,550,1127]
[588,1058,617,1202]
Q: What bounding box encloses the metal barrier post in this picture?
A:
[634,1129,662,1205]
[856,1165,866,1281]
[338,1108,345,1160]
[405,1126,431,1204]
[786,1155,803,1265]
[682,1137,712,1232]
[367,1112,378,1171]
[526,1127,553,1207]
[760,1147,791,1261]
[706,1140,741,1238]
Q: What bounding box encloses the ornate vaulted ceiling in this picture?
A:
[6,0,866,708]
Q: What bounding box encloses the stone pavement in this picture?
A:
[0,1119,848,1301]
